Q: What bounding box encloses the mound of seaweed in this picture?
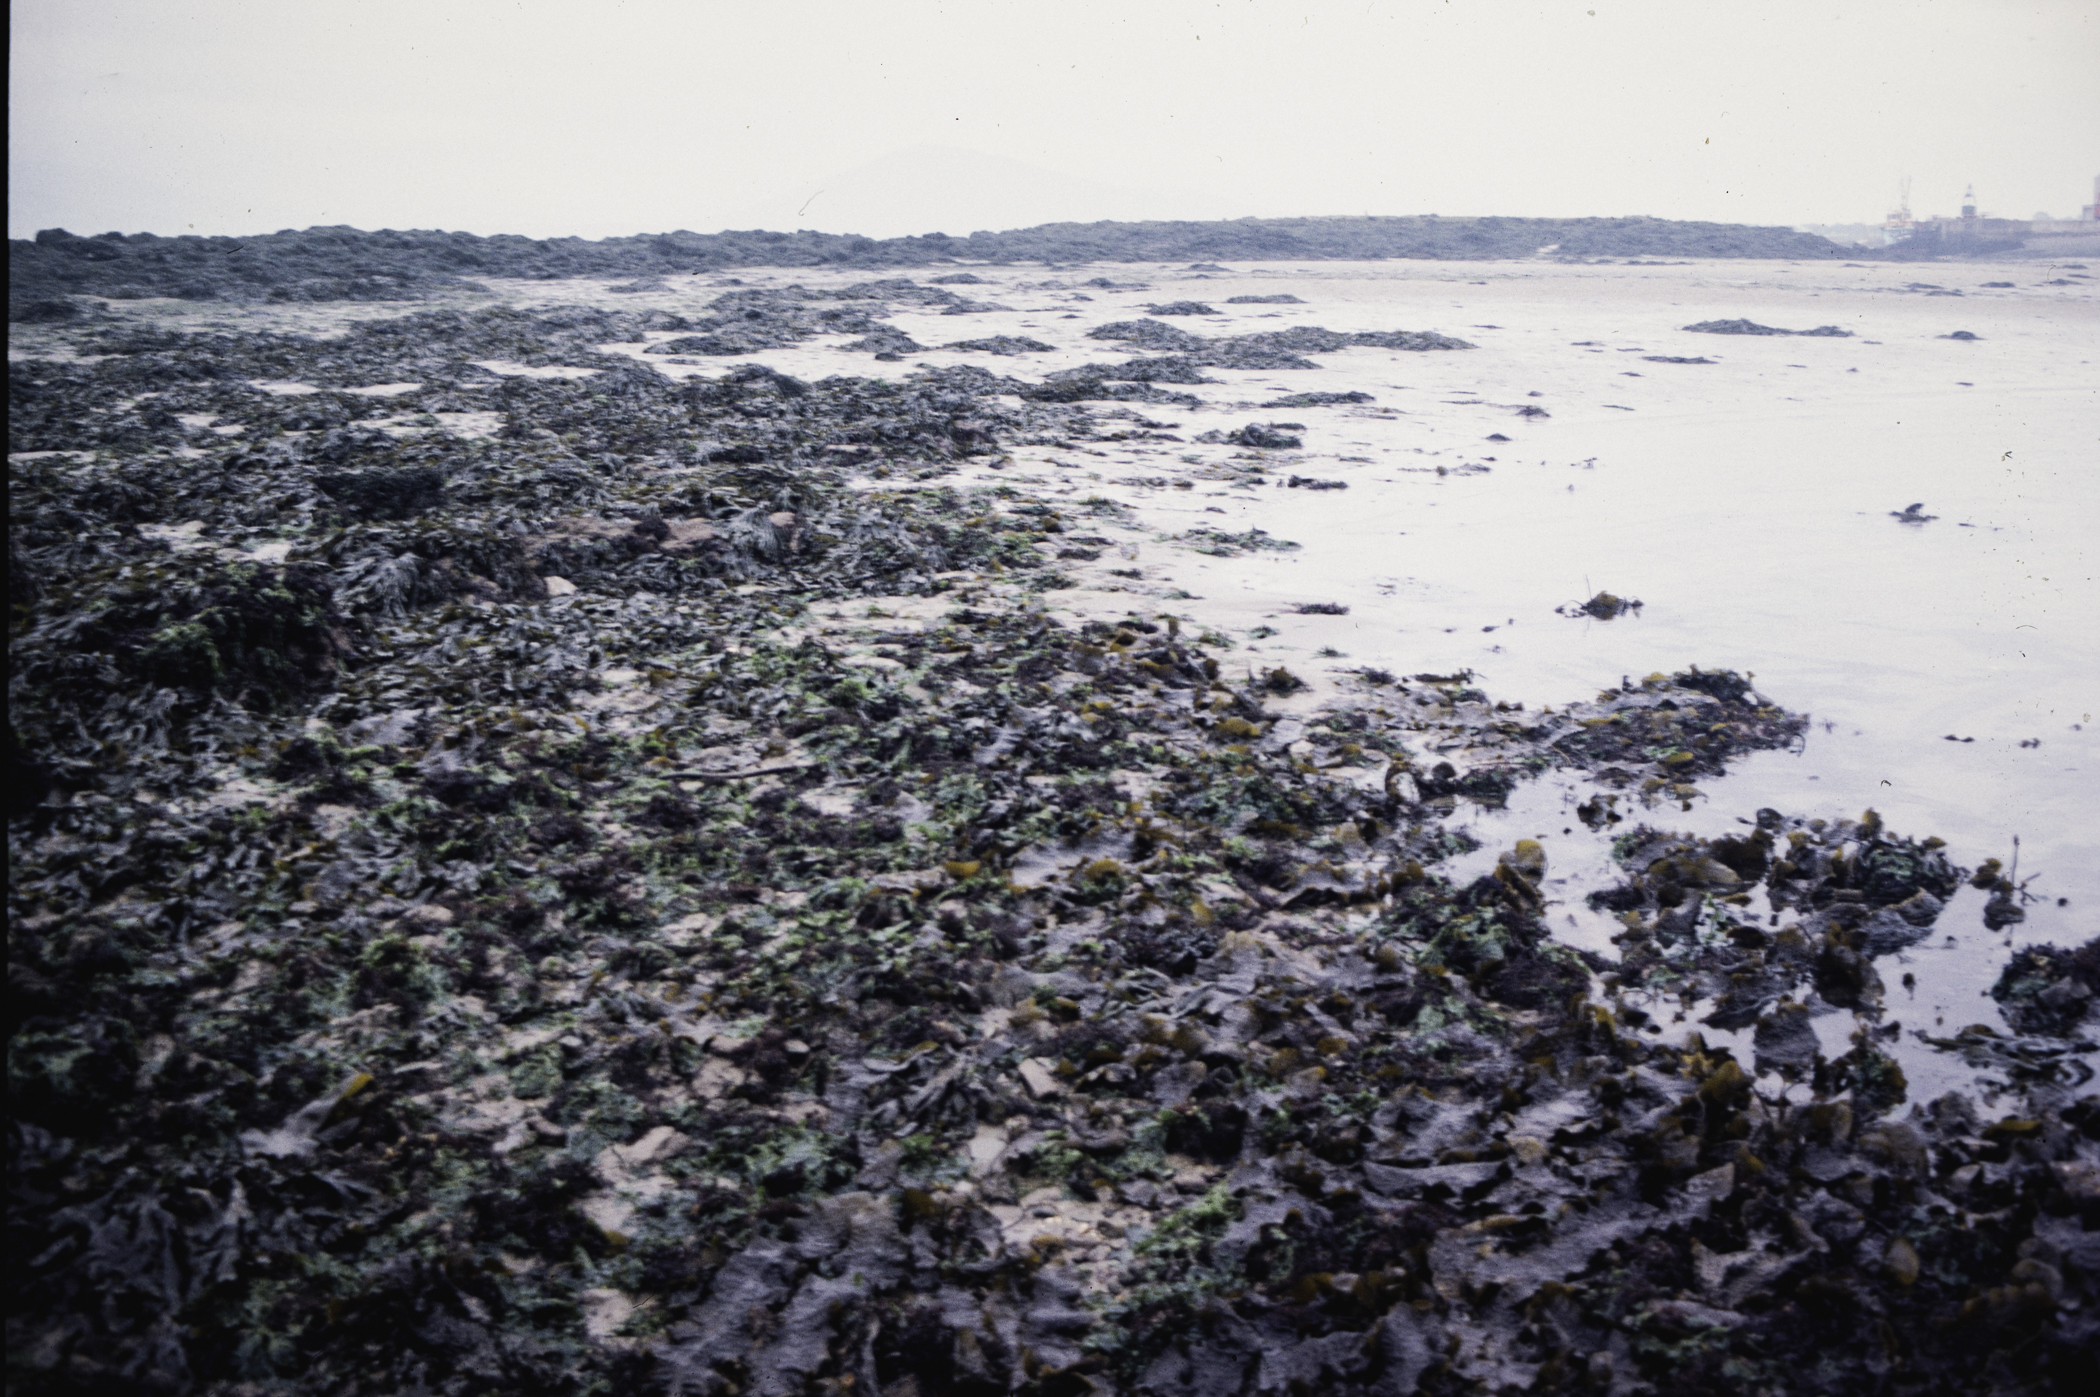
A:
[1086,319,1475,365]
[1034,321,1471,399]
[1683,319,1854,337]
[10,299,2094,1396]
[11,215,1849,317]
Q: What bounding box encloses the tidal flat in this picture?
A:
[9,257,2096,1395]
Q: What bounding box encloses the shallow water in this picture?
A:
[834,256,2098,1098]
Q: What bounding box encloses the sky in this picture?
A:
[9,0,2097,241]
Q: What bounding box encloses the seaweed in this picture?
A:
[9,291,2090,1397]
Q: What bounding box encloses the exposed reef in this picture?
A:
[9,283,2093,1397]
[11,215,1851,319]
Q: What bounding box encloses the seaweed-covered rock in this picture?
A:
[840,328,925,355]
[1018,377,1202,408]
[1087,318,1205,351]
[6,217,1851,317]
[15,559,349,719]
[9,289,2088,1397]
[1993,942,2100,1037]
[1051,355,1215,387]
[1558,589,1642,619]
[314,465,446,519]
[1683,318,1853,337]
[1262,390,1372,407]
[1197,422,1303,449]
[939,335,1052,355]
[1588,808,1966,1017]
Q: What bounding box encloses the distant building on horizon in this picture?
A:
[1888,176,2100,251]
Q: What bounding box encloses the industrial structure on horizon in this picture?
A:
[1880,174,2100,249]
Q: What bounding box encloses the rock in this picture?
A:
[1883,1236,1921,1285]
[841,329,924,354]
[1142,301,1218,316]
[1853,908,1931,957]
[2056,1159,2100,1201]
[1685,1162,1736,1215]
[581,1288,635,1340]
[693,1056,749,1100]
[542,575,578,597]
[1754,1002,1821,1075]
[1018,1058,1065,1100]
[966,1123,1010,1176]
[1560,590,1642,619]
[1992,943,2100,1036]
[1944,330,1982,340]
[1227,293,1304,304]
[621,1126,688,1166]
[1019,378,1201,408]
[1151,1060,1208,1107]
[941,336,1053,355]
[1047,356,1212,385]
[1263,390,1372,406]
[658,518,720,556]
[1224,423,1302,449]
[1085,319,1203,351]
[1685,318,1792,335]
[1683,319,1851,337]
[1502,839,1548,880]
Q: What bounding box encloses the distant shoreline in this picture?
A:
[13,214,1852,318]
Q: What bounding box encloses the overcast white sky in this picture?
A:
[9,0,2097,241]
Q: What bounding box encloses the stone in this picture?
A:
[1018,1058,1065,1099]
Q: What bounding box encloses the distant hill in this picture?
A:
[1793,223,1886,248]
[9,215,1846,319]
